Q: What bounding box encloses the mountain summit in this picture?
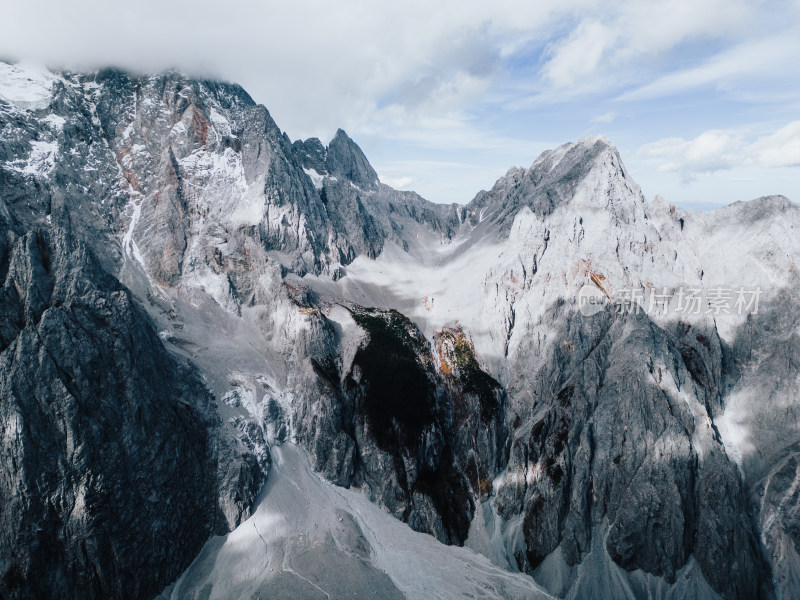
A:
[466,136,647,236]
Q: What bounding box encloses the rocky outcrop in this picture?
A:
[289,305,506,545]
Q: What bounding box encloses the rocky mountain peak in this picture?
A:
[529,136,634,193]
[292,129,380,190]
[465,136,646,236]
[292,136,328,174]
[325,128,379,188]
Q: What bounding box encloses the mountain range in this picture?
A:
[1,60,799,600]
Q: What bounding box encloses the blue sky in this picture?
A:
[2,0,799,208]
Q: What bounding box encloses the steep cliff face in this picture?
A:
[0,63,269,599]
[467,136,646,235]
[2,61,799,600]
[496,305,762,599]
[0,225,236,599]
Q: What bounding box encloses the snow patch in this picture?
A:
[303,167,325,190]
[122,198,148,271]
[42,113,66,130]
[0,62,56,111]
[9,140,59,176]
[208,107,232,136]
[715,387,757,470]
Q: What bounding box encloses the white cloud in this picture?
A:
[2,1,790,139]
[542,19,617,89]
[379,175,414,189]
[752,121,800,168]
[540,0,758,92]
[639,132,743,180]
[0,0,571,139]
[591,111,615,123]
[638,121,800,180]
[618,34,800,102]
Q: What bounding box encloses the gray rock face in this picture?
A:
[292,136,327,173]
[291,129,464,263]
[498,305,762,598]
[0,226,225,599]
[0,62,474,598]
[325,128,379,189]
